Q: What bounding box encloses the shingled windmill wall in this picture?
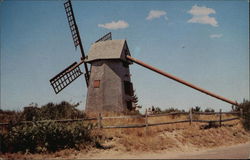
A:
[85,40,134,112]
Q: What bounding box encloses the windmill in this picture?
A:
[50,0,238,113]
[49,0,133,112]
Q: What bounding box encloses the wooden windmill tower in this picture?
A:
[85,39,134,112]
[49,0,134,112]
[50,0,239,114]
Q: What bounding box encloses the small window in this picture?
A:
[124,81,134,96]
[93,80,100,88]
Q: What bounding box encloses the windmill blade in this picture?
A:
[64,0,80,48]
[64,0,90,86]
[50,62,83,94]
[95,32,112,43]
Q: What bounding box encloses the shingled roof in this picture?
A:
[85,39,131,63]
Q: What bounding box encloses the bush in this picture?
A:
[239,100,250,130]
[192,106,202,112]
[20,101,86,121]
[1,101,86,124]
[0,110,22,123]
[204,108,215,112]
[231,99,250,130]
[150,107,184,114]
[22,106,42,121]
[0,121,96,153]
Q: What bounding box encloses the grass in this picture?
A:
[1,110,249,159]
[1,100,249,158]
[90,112,249,152]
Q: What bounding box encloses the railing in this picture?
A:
[0,109,243,130]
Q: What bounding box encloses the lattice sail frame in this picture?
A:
[95,32,112,43]
[64,0,80,48]
[50,62,83,94]
[50,1,114,94]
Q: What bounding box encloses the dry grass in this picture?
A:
[92,113,250,152]
[1,113,249,159]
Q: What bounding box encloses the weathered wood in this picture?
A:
[102,114,144,120]
[240,108,243,118]
[103,123,146,129]
[102,118,239,129]
[220,117,239,122]
[1,117,240,128]
[127,55,239,107]
[189,108,193,125]
[101,112,189,119]
[192,117,239,123]
[147,120,190,127]
[219,109,222,127]
[0,117,98,126]
[193,111,239,115]
[0,110,241,128]
[103,120,191,129]
[147,112,189,117]
[98,113,102,128]
[145,109,148,136]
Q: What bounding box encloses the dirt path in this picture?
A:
[80,142,250,159]
[171,142,250,159]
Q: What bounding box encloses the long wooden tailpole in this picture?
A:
[126,55,238,106]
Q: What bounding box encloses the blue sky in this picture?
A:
[1,0,249,112]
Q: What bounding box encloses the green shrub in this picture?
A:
[231,99,250,130]
[22,106,42,121]
[0,110,22,123]
[192,106,202,112]
[0,121,96,153]
[239,100,250,130]
[1,101,86,124]
[151,107,185,114]
[21,101,86,121]
[204,108,215,112]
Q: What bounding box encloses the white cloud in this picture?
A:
[146,10,167,20]
[187,5,218,27]
[98,20,129,30]
[188,16,218,26]
[210,34,223,38]
[188,5,216,16]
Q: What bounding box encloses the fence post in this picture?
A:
[240,108,243,119]
[219,109,222,127]
[189,108,192,125]
[98,113,102,129]
[145,109,148,136]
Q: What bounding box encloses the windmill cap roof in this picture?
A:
[85,39,131,63]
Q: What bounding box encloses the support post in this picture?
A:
[126,55,239,107]
[240,108,243,119]
[219,109,222,127]
[145,109,148,136]
[189,108,192,125]
[98,113,102,129]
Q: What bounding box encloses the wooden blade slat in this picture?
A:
[64,0,80,48]
[50,62,83,94]
[95,32,112,43]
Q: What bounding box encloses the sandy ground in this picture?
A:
[76,142,250,159]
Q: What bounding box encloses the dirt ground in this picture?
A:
[3,141,249,159]
[76,142,250,159]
